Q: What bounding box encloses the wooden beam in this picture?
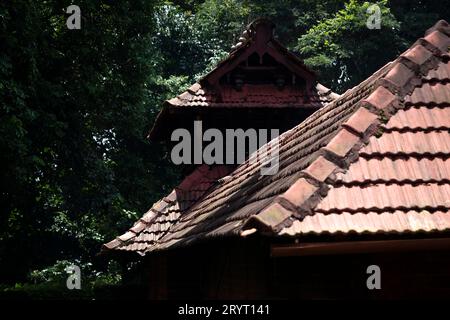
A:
[271,237,450,257]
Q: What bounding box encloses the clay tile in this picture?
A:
[303,156,338,182]
[402,44,433,65]
[152,200,168,212]
[118,231,135,242]
[163,190,177,204]
[323,128,360,158]
[103,238,122,250]
[130,221,146,233]
[423,30,450,52]
[141,209,157,223]
[362,86,396,110]
[342,107,379,136]
[425,20,450,36]
[167,97,181,106]
[383,63,415,88]
[187,83,201,94]
[251,203,292,228]
[178,91,192,100]
[280,178,318,208]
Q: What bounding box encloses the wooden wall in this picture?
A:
[143,239,450,299]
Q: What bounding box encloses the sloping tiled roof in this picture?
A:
[102,165,234,254]
[281,63,450,236]
[173,18,337,108]
[148,19,339,140]
[165,82,339,108]
[103,20,450,255]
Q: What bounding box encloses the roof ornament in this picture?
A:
[230,18,273,52]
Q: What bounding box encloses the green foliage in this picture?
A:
[1,260,121,299]
[297,0,402,91]
[28,259,121,285]
[0,0,180,284]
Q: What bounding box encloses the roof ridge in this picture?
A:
[200,61,394,189]
[242,20,450,235]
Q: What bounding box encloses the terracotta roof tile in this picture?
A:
[160,83,337,109]
[383,62,416,89]
[335,157,450,184]
[101,165,234,253]
[323,128,361,158]
[360,131,450,155]
[246,203,292,230]
[129,221,146,234]
[406,82,450,105]
[403,45,434,66]
[361,85,398,112]
[280,54,450,235]
[118,231,135,242]
[342,106,379,136]
[279,178,319,210]
[280,210,450,235]
[425,61,450,80]
[425,20,450,36]
[423,30,450,52]
[385,106,450,130]
[303,156,338,183]
[316,184,450,213]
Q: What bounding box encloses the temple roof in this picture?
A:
[103,20,450,255]
[149,19,339,140]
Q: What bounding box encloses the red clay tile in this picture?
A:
[103,238,122,250]
[383,63,415,88]
[251,203,293,228]
[303,156,338,182]
[342,107,379,136]
[188,83,201,94]
[361,131,450,155]
[423,30,450,52]
[130,221,146,233]
[335,157,450,184]
[316,184,450,212]
[425,60,450,80]
[385,106,450,130]
[402,45,433,65]
[140,210,157,223]
[281,210,450,235]
[425,20,450,36]
[118,231,135,242]
[362,86,397,111]
[323,128,360,158]
[163,190,177,203]
[279,178,318,208]
[407,83,450,105]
